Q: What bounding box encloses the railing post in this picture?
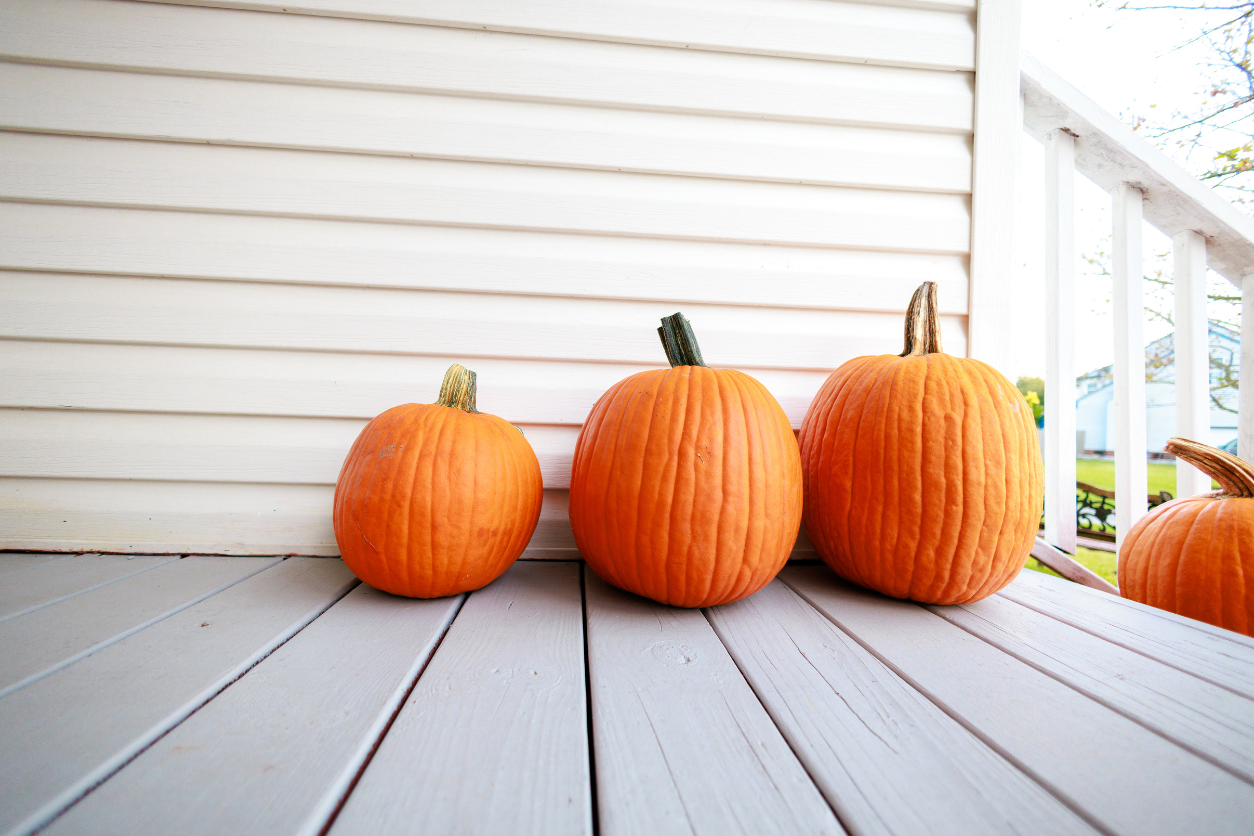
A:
[1112,183,1149,546]
[1173,230,1212,495]
[1242,273,1254,463]
[1044,129,1077,554]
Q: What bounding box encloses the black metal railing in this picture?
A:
[1041,483,1174,543]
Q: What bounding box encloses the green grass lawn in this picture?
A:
[1023,457,1186,588]
[1075,458,1179,496]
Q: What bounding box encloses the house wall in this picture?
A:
[1076,389,1110,452]
[0,0,987,556]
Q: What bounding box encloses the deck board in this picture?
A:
[0,556,278,697]
[40,582,461,836]
[585,573,843,836]
[783,566,1254,836]
[0,552,77,577]
[329,562,591,836]
[930,592,1254,784]
[1001,569,1254,697]
[0,558,355,836]
[3,554,1253,836]
[707,580,1098,836]
[0,553,178,622]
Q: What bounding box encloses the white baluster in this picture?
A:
[1112,183,1149,546]
[1172,230,1211,495]
[1242,273,1254,463]
[1044,130,1077,554]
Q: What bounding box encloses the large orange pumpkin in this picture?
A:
[333,364,543,598]
[798,282,1043,605]
[569,313,803,608]
[1119,438,1254,636]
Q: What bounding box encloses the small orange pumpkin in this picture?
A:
[798,282,1043,605]
[569,313,802,607]
[333,364,543,598]
[1119,438,1254,636]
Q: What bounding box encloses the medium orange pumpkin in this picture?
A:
[569,313,802,608]
[798,282,1043,605]
[333,364,543,598]
[1119,438,1254,636]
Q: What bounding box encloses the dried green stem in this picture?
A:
[435,363,479,413]
[900,281,943,357]
[657,312,707,368]
[1166,437,1254,498]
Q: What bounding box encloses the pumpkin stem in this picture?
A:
[900,281,943,357]
[1165,437,1254,498]
[657,312,707,368]
[435,363,479,413]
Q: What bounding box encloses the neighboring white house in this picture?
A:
[1075,323,1240,454]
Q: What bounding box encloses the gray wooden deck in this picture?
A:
[2,554,1254,836]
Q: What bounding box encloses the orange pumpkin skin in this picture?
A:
[1118,440,1254,636]
[569,365,803,608]
[799,351,1043,606]
[333,401,543,599]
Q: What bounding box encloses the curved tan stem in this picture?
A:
[1166,437,1254,498]
[900,281,944,357]
[436,363,479,413]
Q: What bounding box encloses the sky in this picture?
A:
[1007,0,1241,384]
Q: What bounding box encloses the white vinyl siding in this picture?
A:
[0,0,980,556]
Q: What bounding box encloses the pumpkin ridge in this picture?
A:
[626,372,664,594]
[587,375,639,591]
[763,372,798,594]
[877,356,909,597]
[672,368,704,605]
[374,408,410,593]
[656,369,690,604]
[577,381,615,586]
[1157,500,1200,612]
[728,372,765,604]
[964,357,1005,602]
[959,359,997,602]
[837,360,883,588]
[907,356,941,600]
[848,360,895,589]
[886,358,915,597]
[575,383,615,584]
[631,370,670,599]
[398,409,423,596]
[430,405,458,597]
[930,355,966,602]
[1213,500,1241,632]
[643,369,686,602]
[816,357,880,567]
[964,360,1015,601]
[706,370,734,605]
[621,374,660,596]
[915,355,946,601]
[984,360,1031,599]
[743,371,778,602]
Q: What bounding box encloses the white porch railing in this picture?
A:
[1021,54,1254,558]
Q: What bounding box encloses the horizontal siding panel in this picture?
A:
[0,133,971,252]
[0,204,971,311]
[0,409,580,488]
[144,0,975,70]
[0,479,577,557]
[0,0,974,131]
[0,63,972,193]
[0,341,841,427]
[0,273,970,373]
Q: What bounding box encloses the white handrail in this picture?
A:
[1022,53,1254,284]
[1021,52,1254,560]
